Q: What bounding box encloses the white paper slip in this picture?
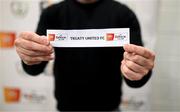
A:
[47,28,130,47]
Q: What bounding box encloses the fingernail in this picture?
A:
[42,36,49,45]
[121,60,124,64]
[123,44,128,50]
[50,53,55,59]
[45,39,49,45]
[49,46,54,53]
[132,52,136,55]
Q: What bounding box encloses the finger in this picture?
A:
[121,60,143,81]
[19,52,54,63]
[124,59,149,75]
[20,32,49,45]
[23,60,42,65]
[16,46,53,57]
[17,39,53,54]
[124,44,154,59]
[124,52,152,69]
[126,52,154,70]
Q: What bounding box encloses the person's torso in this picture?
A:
[43,0,132,110]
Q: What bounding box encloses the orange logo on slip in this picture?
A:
[106,33,114,41]
[4,87,21,103]
[48,34,55,41]
[0,32,16,48]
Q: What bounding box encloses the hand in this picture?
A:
[121,44,155,81]
[15,32,54,65]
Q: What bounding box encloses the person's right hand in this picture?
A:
[15,32,54,65]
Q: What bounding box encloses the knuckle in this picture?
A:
[25,56,31,62]
[16,47,21,55]
[123,67,130,75]
[17,51,22,59]
[143,50,147,55]
[142,69,148,75]
[23,60,34,65]
[38,56,50,62]
[46,47,51,52]
[129,75,136,81]
[126,76,133,81]
[38,56,48,61]
[123,52,126,58]
[49,46,53,52]
[28,51,35,56]
[20,53,27,61]
[28,41,34,50]
[19,53,33,65]
[14,39,19,46]
[143,49,149,56]
[151,52,156,60]
[19,32,28,39]
[21,32,34,40]
[24,61,30,65]
[45,47,51,54]
[15,38,23,47]
[128,61,134,68]
[133,55,139,62]
[145,69,149,75]
[27,33,33,40]
[135,75,142,80]
[19,32,25,37]
[23,55,32,62]
[146,60,154,69]
[149,62,154,69]
[32,57,39,62]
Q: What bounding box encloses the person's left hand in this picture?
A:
[121,44,155,81]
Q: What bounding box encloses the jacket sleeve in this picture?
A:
[123,6,152,88]
[22,9,49,76]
